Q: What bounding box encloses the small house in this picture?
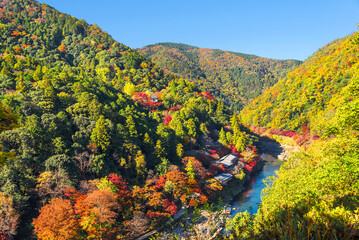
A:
[214,173,233,185]
[218,153,238,169]
[151,94,158,102]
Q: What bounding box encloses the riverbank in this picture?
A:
[227,136,301,217]
[221,136,299,203]
[152,138,293,239]
[141,137,302,239]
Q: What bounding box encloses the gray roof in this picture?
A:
[151,94,158,99]
[214,173,233,183]
[218,153,238,167]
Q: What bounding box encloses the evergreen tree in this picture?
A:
[154,139,166,160]
[174,119,185,138]
[134,150,146,180]
[219,127,227,145]
[176,143,184,159]
[187,119,197,138]
[156,157,169,176]
[90,116,111,152]
[15,76,27,93]
[185,159,195,180]
[143,132,153,154]
[125,115,138,138]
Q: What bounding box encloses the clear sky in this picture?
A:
[38,0,359,60]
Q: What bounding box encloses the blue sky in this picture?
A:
[38,0,359,60]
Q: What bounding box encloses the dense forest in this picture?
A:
[0,0,358,239]
[138,43,301,112]
[0,0,266,239]
[240,32,359,134]
[224,31,359,239]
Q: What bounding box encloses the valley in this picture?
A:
[138,43,301,112]
[0,0,358,239]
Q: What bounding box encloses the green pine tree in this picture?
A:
[126,115,138,138]
[187,119,197,138]
[219,127,227,145]
[176,143,184,158]
[90,116,111,152]
[185,159,195,180]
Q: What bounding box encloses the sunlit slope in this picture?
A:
[139,43,301,111]
[240,32,359,133]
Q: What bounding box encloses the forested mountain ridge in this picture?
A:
[240,32,359,134]
[226,30,359,239]
[138,42,301,111]
[0,0,257,239]
[2,0,358,239]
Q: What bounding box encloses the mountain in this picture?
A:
[224,32,359,239]
[0,0,261,239]
[240,32,359,135]
[138,43,301,111]
[1,0,358,239]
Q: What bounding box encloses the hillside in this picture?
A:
[138,43,301,111]
[240,32,359,134]
[1,0,358,239]
[0,0,263,239]
[224,32,359,239]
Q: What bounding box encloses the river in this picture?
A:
[229,153,282,216]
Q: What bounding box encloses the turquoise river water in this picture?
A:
[230,154,282,217]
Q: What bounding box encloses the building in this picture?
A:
[151,94,158,102]
[214,173,233,185]
[218,153,238,168]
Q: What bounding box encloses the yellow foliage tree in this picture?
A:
[0,103,18,166]
[123,81,137,96]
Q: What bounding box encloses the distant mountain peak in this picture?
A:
[138,43,301,111]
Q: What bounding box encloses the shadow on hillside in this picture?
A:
[257,136,283,158]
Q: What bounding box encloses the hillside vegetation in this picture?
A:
[1,0,358,239]
[138,43,301,111]
[0,0,257,239]
[226,32,359,239]
[240,32,359,135]
[227,79,359,240]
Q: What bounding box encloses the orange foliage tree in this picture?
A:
[182,156,207,180]
[33,198,81,240]
[57,44,67,52]
[75,189,121,239]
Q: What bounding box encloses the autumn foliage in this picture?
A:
[182,157,207,180]
[0,193,19,238]
[57,44,67,52]
[0,0,265,238]
[32,170,206,237]
[75,189,120,238]
[33,198,81,240]
[240,33,359,134]
[138,43,301,112]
